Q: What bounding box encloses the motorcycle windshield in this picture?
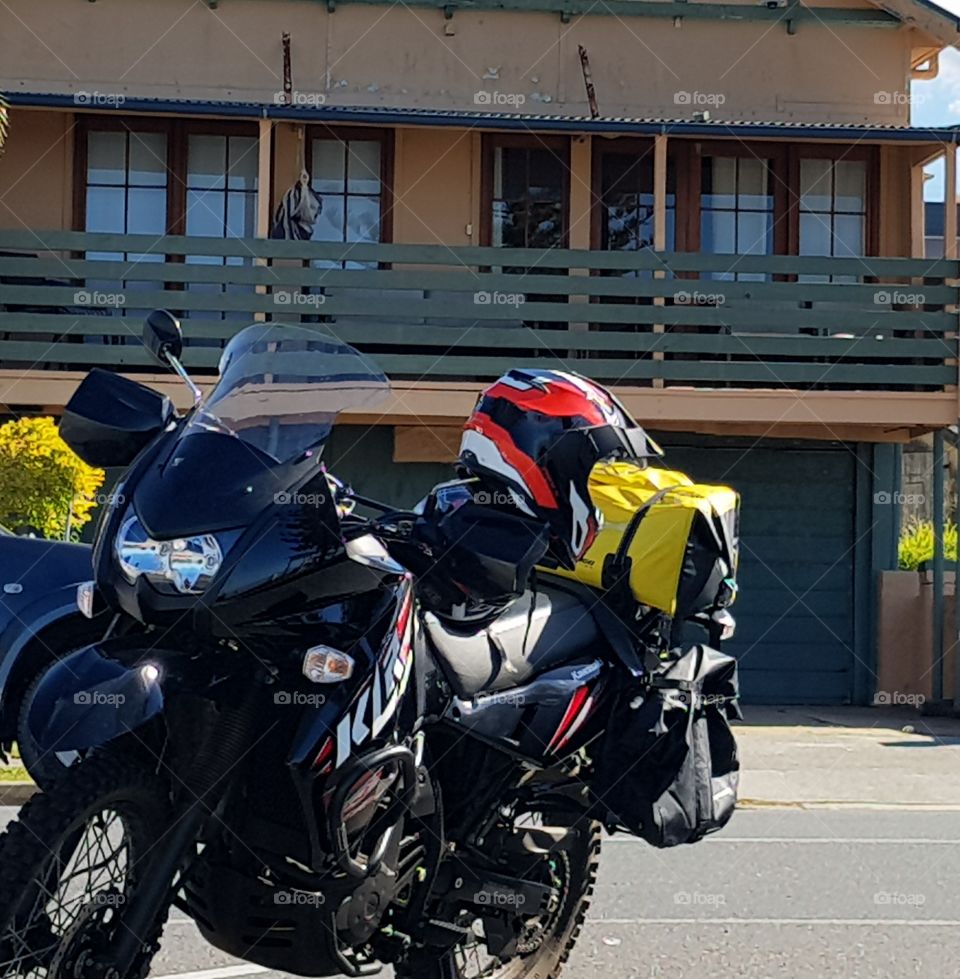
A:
[194,324,389,463]
[131,325,389,539]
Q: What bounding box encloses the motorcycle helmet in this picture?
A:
[458,368,661,569]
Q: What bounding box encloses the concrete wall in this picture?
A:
[877,570,958,703]
[0,0,931,125]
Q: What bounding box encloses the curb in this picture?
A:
[921,699,960,719]
[0,781,37,806]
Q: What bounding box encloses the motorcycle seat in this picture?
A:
[422,581,600,700]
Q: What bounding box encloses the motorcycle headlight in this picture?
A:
[115,515,223,595]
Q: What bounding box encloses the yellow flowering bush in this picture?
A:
[898,518,958,571]
[0,417,105,539]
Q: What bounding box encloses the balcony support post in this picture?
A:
[933,427,946,702]
[946,142,960,708]
[652,133,668,389]
[945,144,957,263]
[955,426,960,711]
[567,135,593,354]
[254,118,275,322]
[257,118,274,239]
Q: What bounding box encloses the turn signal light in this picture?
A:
[303,646,354,684]
[77,581,95,619]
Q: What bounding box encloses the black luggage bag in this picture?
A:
[593,644,741,848]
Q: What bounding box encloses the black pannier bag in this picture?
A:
[592,645,741,847]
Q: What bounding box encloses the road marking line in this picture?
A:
[739,801,960,811]
[606,836,960,844]
[150,965,271,979]
[588,917,960,927]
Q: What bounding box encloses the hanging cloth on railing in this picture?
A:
[270,168,322,241]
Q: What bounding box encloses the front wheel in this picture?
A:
[0,755,171,979]
[400,813,601,979]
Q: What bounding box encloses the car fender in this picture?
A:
[0,584,97,733]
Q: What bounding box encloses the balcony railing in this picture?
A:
[0,230,957,393]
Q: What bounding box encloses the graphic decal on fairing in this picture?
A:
[334,583,415,768]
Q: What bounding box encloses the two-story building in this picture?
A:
[1,0,959,703]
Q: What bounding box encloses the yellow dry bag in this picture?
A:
[544,460,739,616]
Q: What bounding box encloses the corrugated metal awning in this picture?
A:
[8,92,960,143]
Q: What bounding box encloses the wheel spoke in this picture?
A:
[445,807,575,979]
[0,807,133,978]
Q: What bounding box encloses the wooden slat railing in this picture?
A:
[0,230,956,391]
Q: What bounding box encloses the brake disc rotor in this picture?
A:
[49,897,149,979]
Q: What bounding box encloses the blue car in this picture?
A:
[0,527,110,785]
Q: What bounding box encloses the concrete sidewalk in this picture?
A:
[735,705,960,809]
[3,706,958,811]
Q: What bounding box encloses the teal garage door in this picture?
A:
[661,438,858,705]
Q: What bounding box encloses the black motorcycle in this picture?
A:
[0,311,739,979]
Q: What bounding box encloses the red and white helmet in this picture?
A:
[458,369,661,569]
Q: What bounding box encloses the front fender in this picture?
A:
[28,643,165,754]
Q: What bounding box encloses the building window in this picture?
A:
[309,133,387,267]
[481,137,568,340]
[183,133,259,323]
[798,158,866,281]
[701,156,774,280]
[78,121,260,238]
[82,128,169,317]
[599,149,676,258]
[78,120,259,325]
[488,140,567,249]
[184,134,258,239]
[84,129,168,236]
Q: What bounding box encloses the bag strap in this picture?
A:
[601,484,684,592]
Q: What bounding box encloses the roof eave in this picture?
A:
[6,93,960,143]
[870,0,960,48]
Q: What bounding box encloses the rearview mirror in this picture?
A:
[143,309,183,367]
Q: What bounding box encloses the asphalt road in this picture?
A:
[3,805,960,979]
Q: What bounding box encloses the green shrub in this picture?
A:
[0,417,104,539]
[898,519,958,571]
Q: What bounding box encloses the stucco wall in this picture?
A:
[393,129,475,246]
[0,0,926,125]
[877,570,958,703]
[0,109,923,259]
[0,109,73,231]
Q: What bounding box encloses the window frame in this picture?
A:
[179,128,262,241]
[680,140,789,256]
[304,125,395,246]
[787,143,879,259]
[481,133,571,249]
[74,116,261,236]
[74,115,174,236]
[590,136,695,254]
[589,139,878,260]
